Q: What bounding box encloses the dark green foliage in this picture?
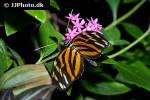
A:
[0,0,150,99]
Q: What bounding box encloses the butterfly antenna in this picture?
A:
[34,43,56,51]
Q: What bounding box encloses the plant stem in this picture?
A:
[37,57,49,64]
[36,57,43,64]
[108,25,150,59]
[36,52,60,64]
[105,0,146,31]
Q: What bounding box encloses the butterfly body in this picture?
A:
[51,31,109,91]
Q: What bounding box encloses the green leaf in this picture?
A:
[130,60,147,68]
[106,0,121,20]
[3,10,32,36]
[122,22,146,45]
[80,80,131,95]
[44,20,63,44]
[39,20,62,59]
[100,73,115,81]
[0,39,8,76]
[39,20,63,43]
[141,55,150,66]
[85,64,102,74]
[0,64,52,95]
[44,61,54,72]
[0,89,14,100]
[75,93,83,100]
[101,28,114,53]
[16,85,56,100]
[84,97,96,100]
[105,27,121,45]
[102,44,113,54]
[0,14,4,27]
[66,87,72,96]
[113,39,130,45]
[7,47,24,66]
[119,49,143,60]
[24,10,46,23]
[102,58,117,65]
[6,56,13,70]
[114,60,150,91]
[50,0,60,10]
[116,74,133,85]
[0,39,13,70]
[123,0,139,4]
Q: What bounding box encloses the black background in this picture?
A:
[1,0,149,64]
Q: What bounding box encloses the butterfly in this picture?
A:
[51,31,109,91]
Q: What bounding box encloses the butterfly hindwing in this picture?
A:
[51,47,84,91]
[72,31,109,58]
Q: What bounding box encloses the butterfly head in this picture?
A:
[63,40,71,46]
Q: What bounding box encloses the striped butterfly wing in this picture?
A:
[72,31,109,59]
[51,31,109,90]
[51,47,84,91]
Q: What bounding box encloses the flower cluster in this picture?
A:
[63,13,102,42]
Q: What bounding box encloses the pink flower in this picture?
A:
[83,17,102,33]
[65,13,81,21]
[63,28,79,42]
[83,21,95,31]
[63,33,71,41]
[90,17,102,32]
[72,19,85,32]
[63,13,103,42]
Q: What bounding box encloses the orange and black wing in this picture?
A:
[72,31,109,58]
[51,47,84,91]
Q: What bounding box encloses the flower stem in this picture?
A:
[105,0,146,31]
[108,25,150,59]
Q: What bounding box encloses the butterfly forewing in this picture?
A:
[72,31,109,58]
[51,47,84,91]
